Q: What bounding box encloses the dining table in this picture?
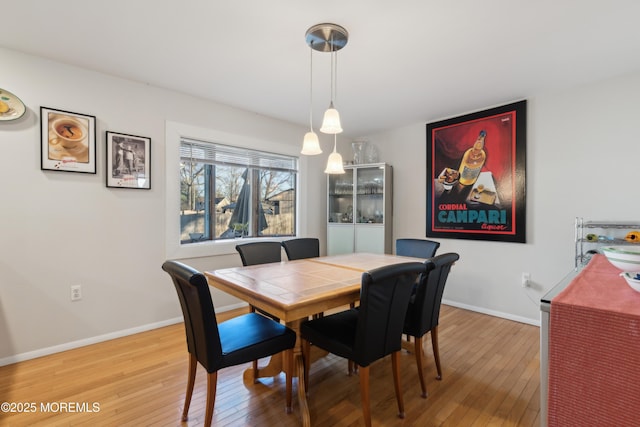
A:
[204,252,426,427]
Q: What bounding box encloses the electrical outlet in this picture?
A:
[71,285,82,301]
[521,273,531,288]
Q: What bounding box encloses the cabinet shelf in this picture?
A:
[575,217,640,268]
[577,238,629,244]
[582,221,640,229]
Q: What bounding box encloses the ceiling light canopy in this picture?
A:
[305,23,348,53]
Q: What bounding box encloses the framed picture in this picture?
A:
[106,131,151,189]
[426,100,526,243]
[40,106,96,173]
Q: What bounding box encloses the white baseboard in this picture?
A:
[443,299,541,327]
[0,302,249,367]
[1,301,536,367]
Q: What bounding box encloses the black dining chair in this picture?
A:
[235,241,282,266]
[403,252,459,397]
[281,237,320,260]
[281,237,326,317]
[235,241,283,320]
[301,261,427,427]
[235,241,284,374]
[396,238,440,258]
[161,260,296,427]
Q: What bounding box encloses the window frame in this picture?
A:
[165,121,308,260]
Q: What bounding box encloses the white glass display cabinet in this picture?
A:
[327,163,393,255]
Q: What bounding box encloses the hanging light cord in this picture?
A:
[308,44,314,131]
[332,41,338,107]
[329,33,335,108]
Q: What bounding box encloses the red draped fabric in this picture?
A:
[548,254,640,426]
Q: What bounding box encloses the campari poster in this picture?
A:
[426,100,526,243]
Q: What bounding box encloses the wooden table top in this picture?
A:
[204,252,425,322]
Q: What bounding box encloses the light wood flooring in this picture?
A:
[0,305,540,426]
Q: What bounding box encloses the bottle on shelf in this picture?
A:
[458,130,487,186]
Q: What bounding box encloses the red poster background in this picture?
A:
[426,101,526,243]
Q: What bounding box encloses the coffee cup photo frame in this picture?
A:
[40,106,96,173]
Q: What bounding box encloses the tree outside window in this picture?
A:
[179,140,297,244]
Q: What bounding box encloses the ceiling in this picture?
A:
[4,1,640,138]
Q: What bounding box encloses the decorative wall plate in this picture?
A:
[0,88,26,121]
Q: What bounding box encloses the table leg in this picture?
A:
[296,352,311,427]
[241,318,312,426]
[287,319,311,427]
[242,353,284,383]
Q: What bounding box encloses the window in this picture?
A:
[180,138,297,244]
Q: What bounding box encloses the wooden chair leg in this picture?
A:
[414,335,428,398]
[391,351,405,418]
[204,371,217,427]
[431,326,442,380]
[358,365,372,427]
[347,360,360,375]
[302,339,311,394]
[252,360,259,383]
[182,353,197,421]
[250,306,259,383]
[284,349,293,413]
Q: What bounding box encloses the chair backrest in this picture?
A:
[282,238,320,260]
[353,261,427,366]
[235,241,282,266]
[396,238,440,259]
[161,260,223,372]
[405,253,460,337]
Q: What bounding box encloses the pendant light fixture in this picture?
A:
[324,134,346,174]
[319,42,342,134]
[304,23,348,173]
[300,42,322,155]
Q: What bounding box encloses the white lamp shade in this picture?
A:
[324,151,345,174]
[320,107,343,134]
[301,131,322,155]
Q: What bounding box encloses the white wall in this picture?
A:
[2,45,639,363]
[0,47,326,363]
[367,71,640,323]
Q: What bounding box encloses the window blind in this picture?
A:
[180,137,298,173]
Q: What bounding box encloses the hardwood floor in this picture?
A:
[0,306,540,426]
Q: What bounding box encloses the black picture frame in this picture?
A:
[426,100,526,243]
[106,131,151,189]
[40,106,96,173]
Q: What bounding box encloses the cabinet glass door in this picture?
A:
[355,166,385,224]
[328,169,354,224]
